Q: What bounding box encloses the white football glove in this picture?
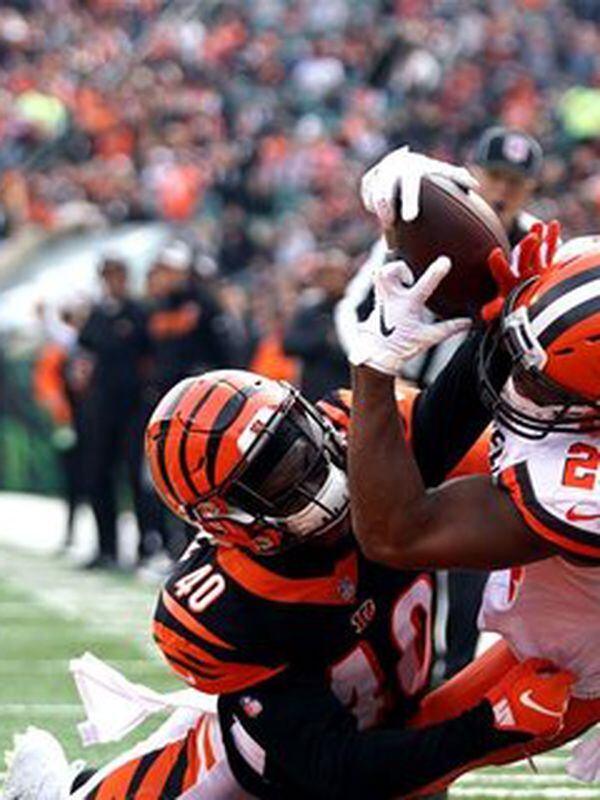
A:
[361,146,479,227]
[349,256,471,376]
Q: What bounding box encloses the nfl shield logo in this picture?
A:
[337,576,355,601]
[240,695,263,718]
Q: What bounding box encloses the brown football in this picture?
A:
[386,174,510,319]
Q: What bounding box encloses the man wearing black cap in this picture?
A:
[145,242,236,399]
[472,126,543,247]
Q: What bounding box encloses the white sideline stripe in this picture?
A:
[453,791,600,798]
[0,704,82,716]
[491,755,569,771]
[459,773,584,785]
[0,543,161,660]
[0,659,161,675]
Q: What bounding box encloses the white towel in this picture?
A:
[69,652,217,746]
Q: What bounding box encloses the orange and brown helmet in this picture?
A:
[479,238,600,438]
[145,370,349,554]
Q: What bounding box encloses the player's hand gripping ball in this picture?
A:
[361,147,510,319]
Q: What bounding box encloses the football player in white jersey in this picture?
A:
[347,148,600,792]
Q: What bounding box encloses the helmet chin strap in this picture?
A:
[267,463,350,538]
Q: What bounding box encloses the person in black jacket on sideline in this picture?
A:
[78,255,160,569]
[284,250,350,401]
[146,243,236,399]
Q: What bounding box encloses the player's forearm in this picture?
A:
[344,700,525,799]
[268,701,524,800]
[349,365,427,565]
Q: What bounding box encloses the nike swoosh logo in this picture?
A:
[379,305,396,337]
[566,506,600,523]
[519,690,563,719]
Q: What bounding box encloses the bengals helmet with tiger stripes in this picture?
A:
[479,237,600,438]
[145,370,349,554]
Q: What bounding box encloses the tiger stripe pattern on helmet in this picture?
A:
[145,371,291,532]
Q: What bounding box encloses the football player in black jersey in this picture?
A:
[3,355,575,800]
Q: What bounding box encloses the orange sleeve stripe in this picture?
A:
[163,647,286,694]
[501,464,600,560]
[316,388,353,432]
[160,590,234,650]
[448,428,491,479]
[153,622,231,670]
[154,622,287,694]
[318,387,413,440]
[94,759,141,800]
[216,547,358,605]
[137,740,186,796]
[155,637,220,678]
[183,724,201,789]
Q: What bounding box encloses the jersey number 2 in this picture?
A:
[562,443,600,490]
[330,576,433,729]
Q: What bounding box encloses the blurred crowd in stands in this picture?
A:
[2,0,600,571]
[2,0,600,254]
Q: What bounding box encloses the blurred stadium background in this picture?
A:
[0,0,599,797]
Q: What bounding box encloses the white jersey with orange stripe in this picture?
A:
[480,421,600,699]
[490,422,600,561]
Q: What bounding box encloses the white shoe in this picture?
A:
[1,727,81,800]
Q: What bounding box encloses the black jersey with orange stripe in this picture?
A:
[153,379,492,707]
[154,532,435,725]
[492,423,600,563]
[318,387,490,479]
[153,534,526,800]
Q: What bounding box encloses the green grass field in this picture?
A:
[0,542,596,799]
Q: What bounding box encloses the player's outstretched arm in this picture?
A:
[349,363,551,569]
[219,661,572,800]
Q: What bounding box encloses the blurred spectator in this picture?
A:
[217,281,261,367]
[283,250,350,401]
[78,255,161,569]
[32,296,93,549]
[471,127,543,245]
[145,242,236,398]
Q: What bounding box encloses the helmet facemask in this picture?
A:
[478,283,600,439]
[187,389,350,554]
